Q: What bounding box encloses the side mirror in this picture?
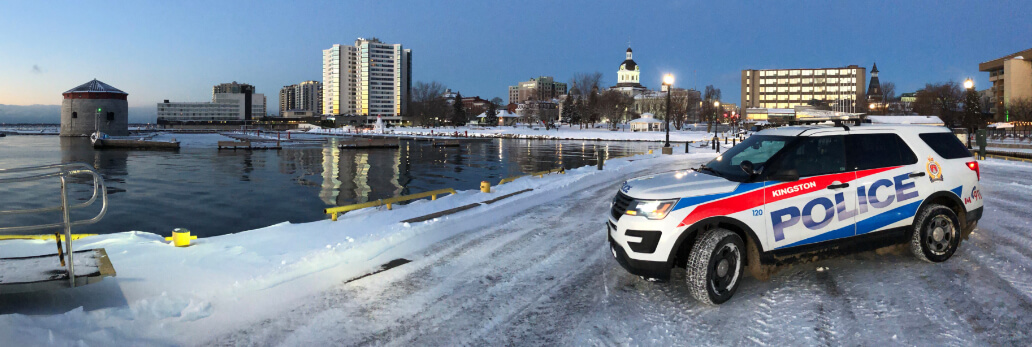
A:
[771,169,799,182]
[740,160,755,175]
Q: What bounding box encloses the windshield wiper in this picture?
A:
[695,165,723,178]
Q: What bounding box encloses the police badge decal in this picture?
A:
[926,156,943,182]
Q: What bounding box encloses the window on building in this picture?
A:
[789,87,800,93]
[802,70,813,76]
[777,70,788,76]
[107,112,115,121]
[815,70,825,76]
[72,112,77,118]
[790,78,800,84]
[803,87,813,93]
[777,87,788,93]
[802,78,812,84]
[790,70,800,76]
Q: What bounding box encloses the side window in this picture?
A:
[847,134,918,170]
[919,132,972,159]
[107,112,115,121]
[773,135,846,177]
[72,112,78,118]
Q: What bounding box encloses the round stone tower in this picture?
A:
[60,79,129,137]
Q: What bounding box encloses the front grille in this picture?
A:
[611,192,634,221]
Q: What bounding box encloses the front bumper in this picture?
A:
[608,226,671,281]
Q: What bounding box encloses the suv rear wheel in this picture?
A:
[686,228,744,305]
[910,204,961,262]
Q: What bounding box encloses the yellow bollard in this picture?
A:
[648,149,653,154]
[164,228,198,247]
[481,181,491,193]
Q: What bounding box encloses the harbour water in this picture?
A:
[0,134,660,237]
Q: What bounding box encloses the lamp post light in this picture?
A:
[662,74,674,149]
[964,78,974,90]
[713,101,720,144]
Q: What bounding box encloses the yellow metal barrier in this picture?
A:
[324,188,458,221]
[985,153,1032,163]
[0,234,97,241]
[498,175,527,185]
[499,167,565,185]
[531,167,565,178]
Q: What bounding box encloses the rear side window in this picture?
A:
[775,135,846,177]
[848,134,919,170]
[919,132,972,159]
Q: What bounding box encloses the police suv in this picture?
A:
[608,124,983,305]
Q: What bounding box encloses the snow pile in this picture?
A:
[0,150,715,346]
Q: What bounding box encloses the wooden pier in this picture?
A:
[339,138,401,149]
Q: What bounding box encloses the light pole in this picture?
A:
[713,101,720,143]
[662,74,674,148]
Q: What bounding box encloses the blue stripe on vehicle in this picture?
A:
[950,185,963,198]
[855,200,922,235]
[776,199,923,249]
[671,182,766,211]
[777,223,855,249]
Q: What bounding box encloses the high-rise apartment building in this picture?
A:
[508,76,568,104]
[979,48,1032,121]
[279,80,322,116]
[322,38,411,125]
[740,66,867,111]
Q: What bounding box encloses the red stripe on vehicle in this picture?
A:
[676,166,899,228]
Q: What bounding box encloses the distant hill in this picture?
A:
[0,104,156,124]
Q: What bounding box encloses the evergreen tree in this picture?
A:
[452,92,466,127]
[485,102,498,126]
[561,96,574,125]
[962,87,982,131]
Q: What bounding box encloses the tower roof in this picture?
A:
[64,79,127,94]
[626,47,632,53]
[621,59,637,70]
[871,62,879,73]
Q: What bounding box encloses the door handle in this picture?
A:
[909,172,926,178]
[827,183,849,189]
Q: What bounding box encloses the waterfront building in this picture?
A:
[280,80,322,116]
[322,38,412,126]
[212,82,263,120]
[610,47,646,96]
[157,86,266,123]
[509,76,567,104]
[60,79,129,137]
[740,65,867,111]
[978,48,1032,121]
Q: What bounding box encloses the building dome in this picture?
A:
[616,47,643,89]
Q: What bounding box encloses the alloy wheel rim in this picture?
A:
[709,243,741,295]
[925,215,955,255]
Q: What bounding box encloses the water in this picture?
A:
[0,134,660,237]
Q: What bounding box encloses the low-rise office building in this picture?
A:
[741,65,867,111]
[157,92,266,123]
[509,76,567,104]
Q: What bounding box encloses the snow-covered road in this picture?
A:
[208,158,1032,346]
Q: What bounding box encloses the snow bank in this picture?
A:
[0,150,719,346]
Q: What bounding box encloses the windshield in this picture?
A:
[700,135,793,182]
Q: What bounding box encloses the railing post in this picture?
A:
[60,176,75,288]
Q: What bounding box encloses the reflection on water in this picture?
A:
[0,135,658,237]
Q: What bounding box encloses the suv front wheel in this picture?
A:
[686,228,744,305]
[910,204,961,262]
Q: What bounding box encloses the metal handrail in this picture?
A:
[0,162,108,288]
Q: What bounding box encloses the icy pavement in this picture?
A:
[3,155,1032,346]
[207,158,1032,346]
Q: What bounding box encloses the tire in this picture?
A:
[686,228,744,305]
[910,204,961,263]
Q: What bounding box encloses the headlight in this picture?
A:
[626,199,678,220]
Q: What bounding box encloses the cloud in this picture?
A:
[32,64,42,74]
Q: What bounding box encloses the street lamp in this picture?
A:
[662,74,674,148]
[964,78,974,90]
[713,101,720,144]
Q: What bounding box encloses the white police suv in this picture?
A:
[608,124,984,304]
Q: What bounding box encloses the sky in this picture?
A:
[1,0,1030,119]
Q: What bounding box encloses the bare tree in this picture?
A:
[881,82,897,102]
[913,82,962,126]
[410,81,448,127]
[1009,98,1032,125]
[571,72,602,99]
[702,85,722,132]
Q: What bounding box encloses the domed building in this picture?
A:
[60,79,129,137]
[612,47,646,96]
